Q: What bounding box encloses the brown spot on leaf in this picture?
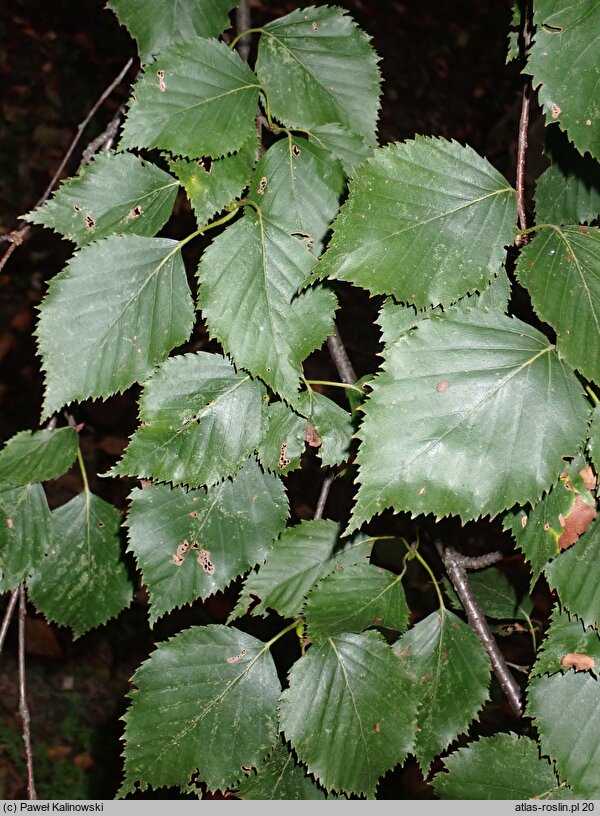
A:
[436,380,450,393]
[197,547,215,575]
[418,486,426,496]
[550,103,561,119]
[171,539,191,566]
[6,518,13,529]
[189,511,198,518]
[311,22,318,30]
[157,69,166,92]
[421,673,432,682]
[127,204,143,220]
[521,515,527,529]
[278,443,290,469]
[374,722,380,733]
[292,144,301,157]
[73,205,82,212]
[305,423,321,448]
[257,176,268,195]
[561,653,595,672]
[580,465,597,491]
[579,225,590,235]
[558,495,597,550]
[84,213,95,230]
[543,523,551,531]
[395,645,412,658]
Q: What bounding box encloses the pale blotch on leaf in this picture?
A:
[560,653,596,673]
[226,648,247,665]
[157,69,166,93]
[436,380,450,393]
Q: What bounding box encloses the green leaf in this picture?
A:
[236,741,326,800]
[37,235,194,419]
[257,402,306,475]
[256,6,381,147]
[231,519,371,621]
[433,734,567,800]
[25,152,178,246]
[247,136,345,251]
[312,138,516,309]
[535,162,600,226]
[526,0,600,160]
[307,123,373,177]
[107,0,239,63]
[348,308,589,529]
[27,493,132,638]
[169,135,258,228]
[452,567,533,621]
[0,428,78,484]
[120,625,280,794]
[516,226,600,386]
[297,391,352,467]
[125,457,288,625]
[279,631,416,797]
[111,353,267,489]
[532,604,600,678]
[473,268,512,313]
[120,38,260,159]
[589,404,600,473]
[0,483,52,592]
[528,671,600,798]
[504,474,577,584]
[305,562,409,642]
[197,211,337,399]
[394,609,490,772]
[544,520,600,630]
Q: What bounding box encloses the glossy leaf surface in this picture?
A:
[433,734,567,800]
[27,493,132,637]
[25,152,178,246]
[107,0,238,63]
[279,631,416,797]
[313,138,516,308]
[544,520,600,630]
[231,520,371,621]
[120,38,260,158]
[516,226,600,385]
[305,562,409,642]
[0,483,52,592]
[0,428,78,485]
[121,626,280,793]
[236,742,326,800]
[349,308,588,528]
[37,235,194,419]
[526,0,600,159]
[125,458,288,624]
[197,212,337,398]
[528,671,600,798]
[394,609,490,772]
[111,353,267,488]
[256,6,381,146]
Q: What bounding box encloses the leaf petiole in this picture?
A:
[77,447,90,495]
[404,538,446,611]
[228,27,264,51]
[305,379,365,395]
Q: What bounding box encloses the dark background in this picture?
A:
[0,0,544,799]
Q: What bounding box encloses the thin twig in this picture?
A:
[0,57,133,276]
[515,84,531,245]
[0,589,19,659]
[314,472,336,520]
[327,326,357,385]
[80,104,126,167]
[18,586,36,799]
[515,2,532,247]
[440,544,523,717]
[236,0,252,63]
[34,58,133,209]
